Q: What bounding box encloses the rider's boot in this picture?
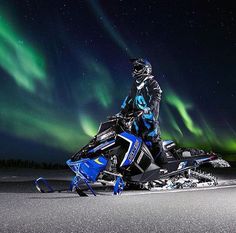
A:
[151,139,168,169]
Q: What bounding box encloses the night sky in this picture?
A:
[0,0,235,162]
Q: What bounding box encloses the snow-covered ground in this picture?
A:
[0,168,73,182]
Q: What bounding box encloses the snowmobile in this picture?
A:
[35,111,230,196]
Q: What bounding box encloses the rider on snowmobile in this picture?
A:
[117,58,167,167]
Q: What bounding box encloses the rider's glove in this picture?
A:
[115,112,123,118]
[143,107,151,114]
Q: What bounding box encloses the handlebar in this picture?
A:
[107,111,143,120]
[107,115,122,120]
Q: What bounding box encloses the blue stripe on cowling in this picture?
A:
[88,139,115,153]
[119,132,142,167]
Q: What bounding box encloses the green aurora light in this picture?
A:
[0,7,235,160]
[79,113,99,137]
[88,0,133,57]
[0,99,88,152]
[72,56,114,109]
[84,58,113,108]
[0,11,47,93]
[163,105,183,137]
[165,90,203,137]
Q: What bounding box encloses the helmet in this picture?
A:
[130,58,152,83]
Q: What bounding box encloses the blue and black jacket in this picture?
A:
[121,76,162,139]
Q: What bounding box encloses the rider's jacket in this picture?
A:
[120,75,162,140]
[121,75,162,121]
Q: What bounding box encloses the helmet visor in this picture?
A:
[134,64,143,72]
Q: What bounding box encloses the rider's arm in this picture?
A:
[149,79,162,113]
[120,84,135,115]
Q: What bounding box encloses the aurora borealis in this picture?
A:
[0,0,235,162]
[0,10,47,93]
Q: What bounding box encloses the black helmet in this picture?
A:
[130,58,152,83]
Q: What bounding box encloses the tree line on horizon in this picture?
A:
[0,159,67,169]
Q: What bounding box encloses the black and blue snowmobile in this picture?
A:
[35,111,230,196]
